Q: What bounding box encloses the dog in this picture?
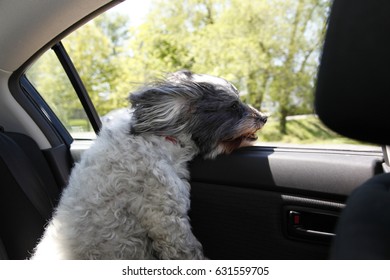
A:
[31,70,267,260]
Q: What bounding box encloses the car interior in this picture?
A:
[0,0,389,260]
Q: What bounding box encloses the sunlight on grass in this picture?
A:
[258,115,375,147]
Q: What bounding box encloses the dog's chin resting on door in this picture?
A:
[31,70,267,260]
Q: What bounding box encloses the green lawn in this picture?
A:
[259,115,371,146]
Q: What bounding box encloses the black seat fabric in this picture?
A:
[330,174,390,259]
[315,0,390,145]
[0,237,8,260]
[0,131,60,259]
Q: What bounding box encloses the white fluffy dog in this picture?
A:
[31,70,267,260]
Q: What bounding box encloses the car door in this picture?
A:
[188,145,383,259]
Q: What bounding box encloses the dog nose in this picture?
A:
[257,115,267,124]
[248,105,268,124]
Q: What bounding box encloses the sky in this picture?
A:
[107,0,153,26]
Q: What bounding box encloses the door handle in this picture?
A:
[284,207,339,244]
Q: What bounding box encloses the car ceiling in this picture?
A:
[0,0,119,73]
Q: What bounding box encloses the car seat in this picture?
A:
[315,0,390,259]
[0,129,63,259]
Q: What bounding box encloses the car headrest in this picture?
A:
[315,0,390,145]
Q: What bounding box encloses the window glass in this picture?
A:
[26,50,95,139]
[25,0,378,150]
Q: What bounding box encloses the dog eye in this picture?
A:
[230,102,239,111]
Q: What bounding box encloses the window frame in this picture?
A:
[51,42,102,134]
[19,75,73,147]
[8,1,118,147]
[16,41,103,146]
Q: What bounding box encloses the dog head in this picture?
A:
[129,70,267,158]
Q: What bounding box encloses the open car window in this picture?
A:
[24,0,379,152]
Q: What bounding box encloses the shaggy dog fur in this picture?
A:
[31,70,267,260]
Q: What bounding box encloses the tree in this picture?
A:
[266,0,330,134]
[128,0,330,135]
[27,0,330,137]
[63,14,137,117]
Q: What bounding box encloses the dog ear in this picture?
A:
[129,87,162,107]
[129,86,190,136]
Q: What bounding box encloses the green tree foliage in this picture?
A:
[27,0,331,137]
[129,0,330,135]
[63,16,134,115]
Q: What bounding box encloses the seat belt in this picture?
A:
[0,129,53,220]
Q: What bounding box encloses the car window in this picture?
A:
[24,0,379,150]
[26,50,96,139]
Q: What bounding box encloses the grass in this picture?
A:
[259,115,371,146]
[67,119,91,132]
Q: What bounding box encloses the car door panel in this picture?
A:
[189,146,383,259]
